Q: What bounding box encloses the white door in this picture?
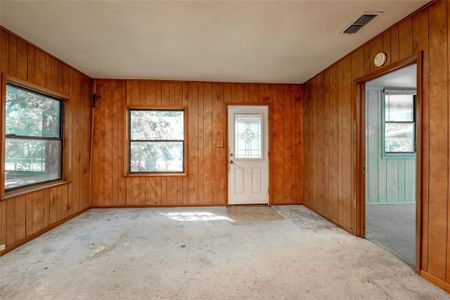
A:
[228,105,269,205]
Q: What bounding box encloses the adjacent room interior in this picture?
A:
[365,64,417,269]
[1,0,450,298]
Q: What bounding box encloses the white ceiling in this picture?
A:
[0,1,428,83]
[367,64,417,89]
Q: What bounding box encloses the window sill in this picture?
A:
[3,180,71,200]
[125,173,187,178]
[382,154,417,160]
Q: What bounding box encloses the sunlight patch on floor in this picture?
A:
[160,211,234,222]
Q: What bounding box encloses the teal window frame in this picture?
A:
[381,88,416,159]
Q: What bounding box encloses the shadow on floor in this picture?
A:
[226,206,284,221]
[366,203,416,268]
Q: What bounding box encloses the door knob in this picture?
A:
[230,160,234,164]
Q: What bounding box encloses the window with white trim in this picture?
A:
[382,89,416,158]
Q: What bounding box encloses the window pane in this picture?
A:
[130,110,184,140]
[385,94,414,122]
[6,84,61,138]
[385,123,415,153]
[5,139,61,190]
[130,141,183,172]
[235,114,263,159]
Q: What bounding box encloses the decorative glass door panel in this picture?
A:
[234,114,263,159]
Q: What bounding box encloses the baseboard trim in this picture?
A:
[92,203,303,208]
[91,204,225,208]
[420,270,450,293]
[367,201,416,205]
[0,207,89,257]
[303,204,354,234]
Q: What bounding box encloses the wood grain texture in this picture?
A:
[302,0,450,286]
[0,27,92,253]
[91,80,303,207]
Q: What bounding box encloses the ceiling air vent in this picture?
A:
[344,14,377,34]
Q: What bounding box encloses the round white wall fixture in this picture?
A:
[374,52,387,67]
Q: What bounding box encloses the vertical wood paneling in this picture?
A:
[428,0,448,281]
[350,48,362,231]
[272,85,284,203]
[390,24,400,63]
[341,55,353,229]
[447,0,450,283]
[16,39,27,80]
[213,83,226,204]
[34,49,47,87]
[202,83,214,203]
[302,0,450,287]
[293,85,303,203]
[91,80,303,207]
[26,191,49,235]
[103,80,115,205]
[70,71,82,213]
[0,30,9,73]
[91,81,104,206]
[49,186,65,224]
[382,31,392,66]
[330,64,339,217]
[6,196,25,245]
[197,83,205,204]
[0,27,92,253]
[8,34,17,77]
[0,201,5,248]
[27,45,35,83]
[187,82,199,205]
[399,17,413,60]
[283,85,293,203]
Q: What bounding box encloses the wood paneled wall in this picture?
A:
[91,80,302,207]
[302,0,450,290]
[0,27,92,254]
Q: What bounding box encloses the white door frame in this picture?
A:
[226,104,270,206]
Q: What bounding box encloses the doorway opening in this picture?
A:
[364,63,418,269]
